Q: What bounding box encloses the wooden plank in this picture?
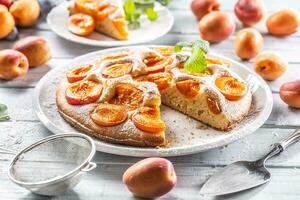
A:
[1,121,300,167]
[1,160,300,200]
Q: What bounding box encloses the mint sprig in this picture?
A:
[0,103,10,122]
[174,40,210,73]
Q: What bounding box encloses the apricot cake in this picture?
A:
[56,41,252,147]
[68,0,128,40]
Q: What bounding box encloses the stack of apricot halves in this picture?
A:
[191,0,300,109]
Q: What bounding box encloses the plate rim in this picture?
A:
[47,1,174,47]
[33,45,273,157]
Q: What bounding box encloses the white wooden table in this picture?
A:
[1,0,300,199]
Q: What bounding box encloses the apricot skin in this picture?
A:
[13,36,51,67]
[123,157,177,198]
[0,5,14,39]
[0,49,29,80]
[9,0,40,27]
[267,9,300,36]
[235,28,263,60]
[254,52,287,81]
[191,0,220,20]
[199,11,235,43]
[234,0,266,26]
[280,80,300,108]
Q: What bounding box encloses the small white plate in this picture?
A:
[47,1,174,47]
[33,46,273,157]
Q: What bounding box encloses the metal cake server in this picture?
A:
[200,128,300,196]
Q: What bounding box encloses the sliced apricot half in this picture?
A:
[132,106,166,133]
[109,83,143,111]
[101,52,129,61]
[67,64,93,83]
[206,95,222,115]
[90,104,127,127]
[176,79,201,98]
[135,73,172,91]
[68,13,95,36]
[143,55,171,74]
[102,62,133,78]
[215,76,247,101]
[154,47,174,56]
[65,80,102,105]
[74,0,98,15]
[96,3,117,21]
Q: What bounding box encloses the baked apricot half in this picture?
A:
[96,3,117,21]
[101,53,129,61]
[215,76,247,101]
[143,55,171,74]
[102,62,133,78]
[132,106,166,133]
[109,83,143,111]
[67,64,93,83]
[74,0,98,15]
[154,47,174,56]
[65,80,102,105]
[176,79,201,98]
[135,73,172,91]
[68,13,95,36]
[206,95,222,115]
[90,104,128,127]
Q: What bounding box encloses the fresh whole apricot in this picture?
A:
[235,28,263,60]
[0,0,12,9]
[123,157,177,198]
[199,11,236,43]
[0,49,29,80]
[254,52,287,81]
[191,0,220,20]
[13,36,51,67]
[234,0,266,26]
[0,5,14,39]
[9,0,40,27]
[280,80,300,108]
[266,9,300,36]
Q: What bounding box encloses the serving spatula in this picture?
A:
[200,128,300,196]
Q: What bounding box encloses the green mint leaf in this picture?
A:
[184,48,207,73]
[146,8,158,21]
[175,40,210,73]
[174,41,193,52]
[0,103,10,122]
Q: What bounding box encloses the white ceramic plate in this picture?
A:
[47,1,174,47]
[33,46,273,157]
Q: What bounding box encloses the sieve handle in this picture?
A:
[80,162,97,172]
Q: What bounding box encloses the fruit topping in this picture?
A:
[90,103,128,127]
[143,55,171,74]
[154,47,174,56]
[96,3,117,21]
[101,52,129,61]
[215,76,247,101]
[68,13,95,36]
[135,73,172,91]
[102,62,133,78]
[132,106,165,133]
[176,79,201,98]
[206,95,222,115]
[65,80,102,105]
[67,64,93,83]
[109,83,143,111]
[74,0,98,15]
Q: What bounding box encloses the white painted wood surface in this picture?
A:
[0,0,300,199]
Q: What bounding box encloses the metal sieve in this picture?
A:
[5,133,96,196]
